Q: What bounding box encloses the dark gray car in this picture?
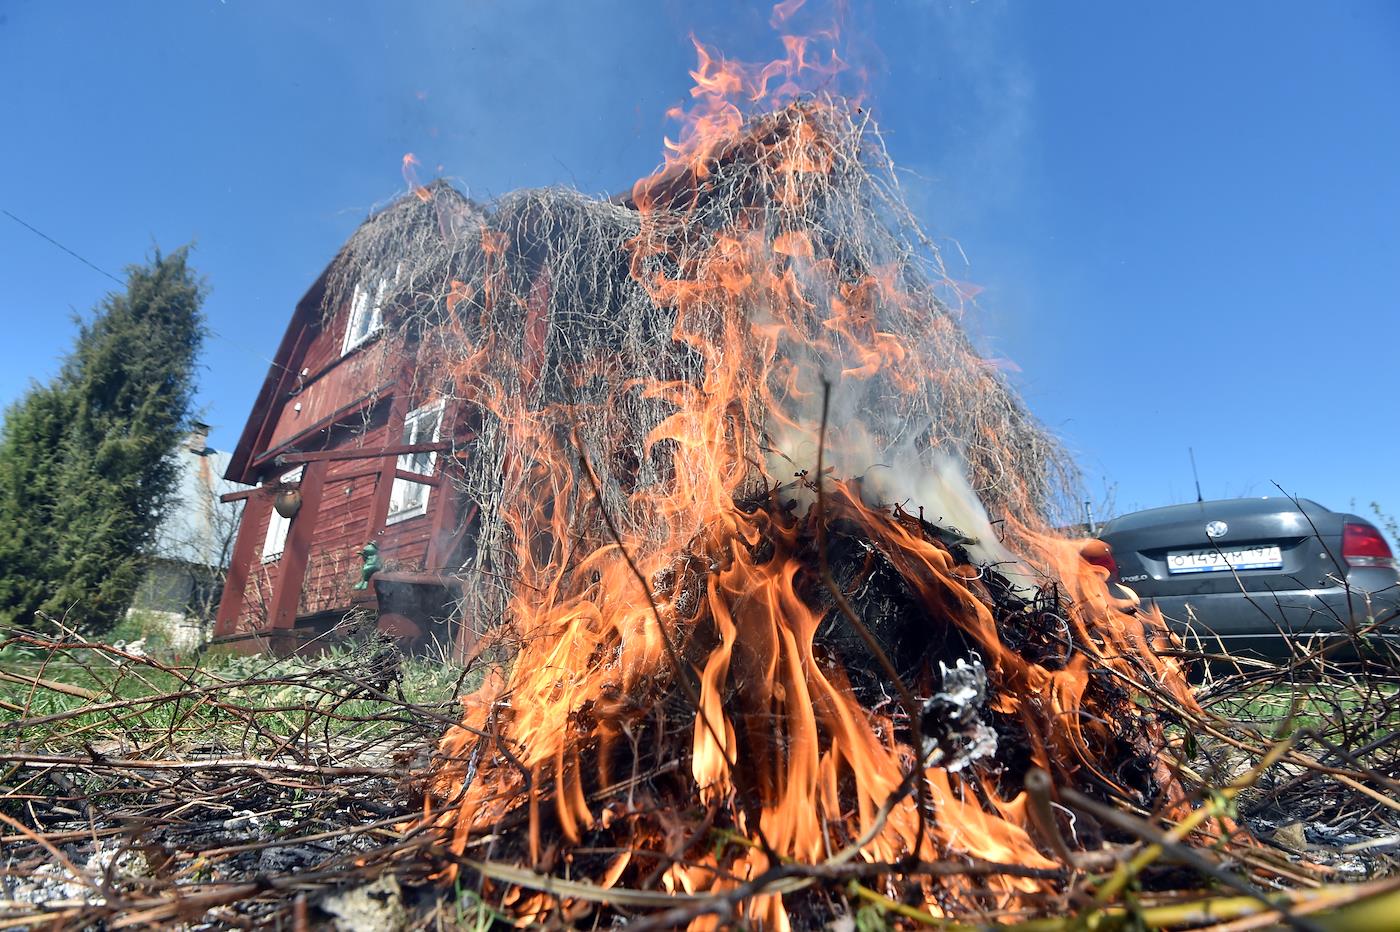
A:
[1094,497,1400,661]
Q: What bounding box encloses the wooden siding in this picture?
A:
[265,336,394,453]
[300,304,341,377]
[299,471,380,615]
[233,497,277,634]
[299,295,353,376]
[380,503,435,570]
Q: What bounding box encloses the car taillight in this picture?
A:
[1342,522,1396,569]
[1081,540,1118,580]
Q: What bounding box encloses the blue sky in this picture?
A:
[2,1,1397,523]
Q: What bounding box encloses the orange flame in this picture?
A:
[402,152,432,202]
[416,5,1197,927]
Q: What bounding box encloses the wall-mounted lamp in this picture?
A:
[273,488,303,519]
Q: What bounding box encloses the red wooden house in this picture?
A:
[214,189,478,655]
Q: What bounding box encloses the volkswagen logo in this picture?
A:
[1205,520,1228,539]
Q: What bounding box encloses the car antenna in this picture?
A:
[1188,447,1204,503]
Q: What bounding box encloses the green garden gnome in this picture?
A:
[353,541,381,590]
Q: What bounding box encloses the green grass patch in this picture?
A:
[0,632,478,758]
[1204,681,1400,736]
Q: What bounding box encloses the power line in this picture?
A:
[3,206,298,381]
[207,326,299,380]
[2,208,125,285]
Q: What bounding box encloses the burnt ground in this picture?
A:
[2,622,1397,928]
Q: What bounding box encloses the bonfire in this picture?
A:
[307,23,1203,929]
[9,9,1400,932]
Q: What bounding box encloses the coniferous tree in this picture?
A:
[0,385,72,619]
[0,248,205,632]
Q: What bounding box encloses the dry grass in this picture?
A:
[2,613,1398,928]
[0,623,491,928]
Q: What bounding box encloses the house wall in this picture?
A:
[214,307,463,647]
[299,450,387,616]
[301,296,355,375]
[381,495,437,568]
[130,559,197,617]
[125,561,208,653]
[228,495,279,635]
[266,336,392,454]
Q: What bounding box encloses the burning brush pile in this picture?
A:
[422,475,1196,927]
[3,16,1398,932]
[311,41,1205,927]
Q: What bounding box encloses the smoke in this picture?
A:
[766,404,1026,578]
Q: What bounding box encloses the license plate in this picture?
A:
[1166,545,1283,574]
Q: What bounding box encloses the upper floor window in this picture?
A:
[261,466,304,563]
[387,401,444,524]
[341,279,387,355]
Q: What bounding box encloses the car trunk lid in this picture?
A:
[1101,498,1345,597]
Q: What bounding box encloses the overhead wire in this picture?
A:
[2,206,299,381]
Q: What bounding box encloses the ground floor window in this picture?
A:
[387,401,443,524]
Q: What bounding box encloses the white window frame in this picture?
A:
[261,467,304,563]
[386,401,444,525]
[340,278,387,356]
